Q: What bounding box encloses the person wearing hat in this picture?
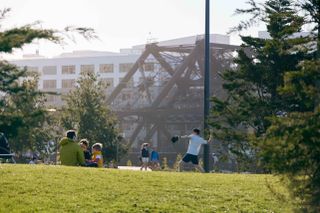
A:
[178,128,212,173]
[59,130,85,166]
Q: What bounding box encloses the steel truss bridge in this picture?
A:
[107,40,239,163]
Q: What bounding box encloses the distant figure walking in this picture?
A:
[140,143,149,171]
[59,130,85,166]
[178,128,211,173]
[150,147,160,170]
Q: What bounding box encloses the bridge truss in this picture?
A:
[107,40,239,161]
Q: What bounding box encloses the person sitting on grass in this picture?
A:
[86,143,104,168]
[79,139,91,163]
[140,143,150,171]
[59,130,85,166]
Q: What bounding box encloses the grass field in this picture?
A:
[0,164,295,212]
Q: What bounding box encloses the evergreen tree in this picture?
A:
[61,72,127,162]
[261,1,320,209]
[210,0,307,170]
[4,76,50,152]
[0,8,95,154]
[211,0,320,209]
[262,61,320,211]
[0,8,59,153]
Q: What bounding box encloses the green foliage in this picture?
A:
[61,72,127,162]
[0,164,295,212]
[0,62,55,154]
[260,59,320,211]
[0,61,27,137]
[0,8,95,154]
[5,77,49,151]
[210,0,308,170]
[262,110,320,208]
[213,0,320,210]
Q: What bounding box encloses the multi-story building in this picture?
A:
[10,51,140,106]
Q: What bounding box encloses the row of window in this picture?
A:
[26,63,155,76]
[43,78,115,89]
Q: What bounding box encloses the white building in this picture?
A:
[10,51,141,106]
[258,31,310,39]
[9,34,230,106]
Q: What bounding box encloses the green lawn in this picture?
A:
[0,164,294,212]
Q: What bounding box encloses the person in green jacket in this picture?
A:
[59,130,85,166]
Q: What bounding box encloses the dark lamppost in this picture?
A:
[203,0,211,173]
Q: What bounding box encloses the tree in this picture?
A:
[262,60,320,211]
[211,0,320,210]
[4,75,50,151]
[299,0,320,58]
[61,72,127,162]
[209,0,308,171]
[260,0,320,208]
[0,8,96,154]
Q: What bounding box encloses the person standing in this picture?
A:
[140,143,150,171]
[150,147,160,170]
[178,128,211,173]
[59,130,85,166]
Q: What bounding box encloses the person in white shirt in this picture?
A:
[178,128,212,173]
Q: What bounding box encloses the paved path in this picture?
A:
[118,166,152,171]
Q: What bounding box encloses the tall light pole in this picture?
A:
[203,0,211,173]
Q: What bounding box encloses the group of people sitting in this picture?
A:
[140,143,160,171]
[59,130,103,167]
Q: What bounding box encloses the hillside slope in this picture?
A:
[0,165,294,212]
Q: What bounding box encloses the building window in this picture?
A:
[62,79,75,89]
[144,63,154,71]
[119,63,133,72]
[119,78,133,87]
[62,65,76,74]
[26,66,39,72]
[43,80,56,89]
[42,66,57,75]
[80,64,94,74]
[101,78,114,88]
[99,64,113,73]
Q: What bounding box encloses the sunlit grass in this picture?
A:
[0,164,294,212]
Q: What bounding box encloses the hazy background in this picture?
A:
[0,0,266,58]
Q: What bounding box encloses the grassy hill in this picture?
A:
[0,165,294,212]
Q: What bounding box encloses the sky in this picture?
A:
[0,0,266,58]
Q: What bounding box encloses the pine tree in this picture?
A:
[212,0,320,210]
[0,8,95,154]
[261,1,320,209]
[210,0,307,170]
